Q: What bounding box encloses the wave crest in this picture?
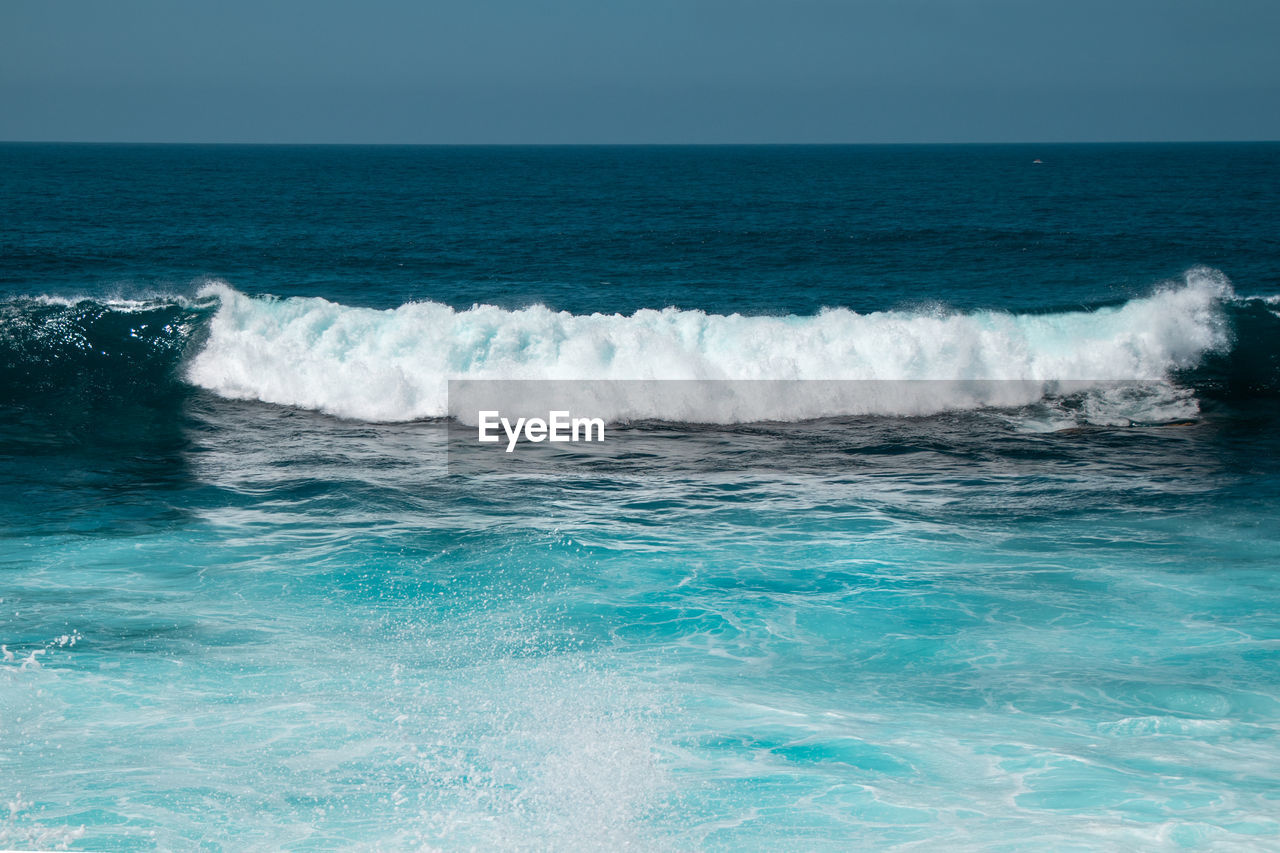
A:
[185,269,1234,422]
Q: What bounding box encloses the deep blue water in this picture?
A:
[2,143,1279,851]
[5,142,1279,314]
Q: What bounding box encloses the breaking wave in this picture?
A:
[3,268,1276,424]
[185,268,1237,422]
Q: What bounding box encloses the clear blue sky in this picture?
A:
[2,0,1277,143]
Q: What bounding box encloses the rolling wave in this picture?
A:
[184,268,1235,422]
[3,268,1277,424]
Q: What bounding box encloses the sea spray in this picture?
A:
[185,268,1233,422]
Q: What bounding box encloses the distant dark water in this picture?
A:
[4,142,1278,313]
[2,144,1279,850]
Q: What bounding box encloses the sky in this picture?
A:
[2,0,1278,144]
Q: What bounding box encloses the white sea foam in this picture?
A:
[1247,293,1280,319]
[15,292,207,312]
[185,268,1233,423]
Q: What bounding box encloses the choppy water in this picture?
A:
[2,143,1279,851]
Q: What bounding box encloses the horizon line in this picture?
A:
[2,139,1278,147]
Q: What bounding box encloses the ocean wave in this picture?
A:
[4,267,1276,424]
[186,268,1234,422]
[0,294,207,406]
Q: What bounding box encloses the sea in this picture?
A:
[1,143,1278,851]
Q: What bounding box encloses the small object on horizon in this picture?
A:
[1033,158,1043,164]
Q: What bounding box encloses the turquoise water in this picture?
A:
[2,144,1280,850]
